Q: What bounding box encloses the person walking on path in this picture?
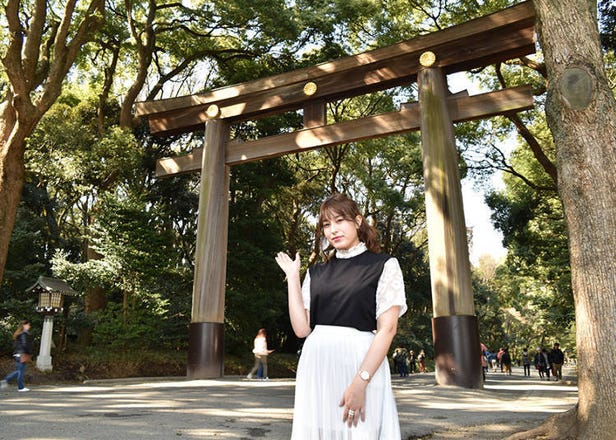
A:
[534,347,547,379]
[418,349,426,373]
[497,347,505,372]
[1,320,33,392]
[501,347,512,375]
[275,193,407,439]
[392,348,408,377]
[246,328,274,380]
[542,348,552,380]
[550,343,565,381]
[522,348,531,377]
[408,350,416,374]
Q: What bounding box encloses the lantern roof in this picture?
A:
[26,276,79,296]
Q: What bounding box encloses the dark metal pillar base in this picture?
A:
[187,322,224,379]
[432,315,483,389]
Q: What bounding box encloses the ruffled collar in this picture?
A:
[335,242,367,259]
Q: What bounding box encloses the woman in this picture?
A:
[1,320,32,392]
[418,349,426,373]
[534,347,547,379]
[246,328,273,380]
[501,347,512,375]
[392,347,407,377]
[276,193,407,439]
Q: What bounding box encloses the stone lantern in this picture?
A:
[26,276,78,372]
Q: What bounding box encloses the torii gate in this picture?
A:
[135,2,536,388]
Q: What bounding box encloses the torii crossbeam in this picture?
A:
[135,1,536,388]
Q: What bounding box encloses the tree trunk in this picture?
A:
[533,1,616,438]
[119,0,156,129]
[0,116,40,284]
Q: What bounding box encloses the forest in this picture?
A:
[0,0,613,384]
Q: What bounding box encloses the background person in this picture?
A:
[551,343,565,381]
[1,320,32,392]
[501,347,512,375]
[534,347,547,379]
[408,350,416,374]
[246,328,274,380]
[275,193,407,438]
[392,347,408,377]
[418,349,426,373]
[522,348,531,377]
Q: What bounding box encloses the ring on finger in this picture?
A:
[348,410,355,416]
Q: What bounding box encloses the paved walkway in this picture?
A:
[0,366,577,439]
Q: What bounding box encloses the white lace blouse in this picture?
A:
[301,242,408,319]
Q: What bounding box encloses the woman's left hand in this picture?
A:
[339,379,367,427]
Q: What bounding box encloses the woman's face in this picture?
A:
[322,213,362,250]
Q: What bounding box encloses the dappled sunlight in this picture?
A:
[1,369,579,440]
[180,428,268,438]
[393,366,579,437]
[411,394,574,414]
[486,383,577,392]
[39,385,115,393]
[118,378,297,389]
[181,405,292,419]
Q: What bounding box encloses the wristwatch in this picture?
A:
[358,370,370,381]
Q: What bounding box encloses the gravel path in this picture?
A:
[0,365,577,439]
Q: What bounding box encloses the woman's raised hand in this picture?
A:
[275,252,300,277]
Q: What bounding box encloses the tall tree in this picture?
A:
[510,1,616,438]
[0,0,105,286]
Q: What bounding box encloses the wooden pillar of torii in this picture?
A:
[135,2,536,386]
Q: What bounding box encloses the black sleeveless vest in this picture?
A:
[308,251,391,332]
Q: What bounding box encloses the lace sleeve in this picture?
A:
[376,258,407,319]
[301,270,311,311]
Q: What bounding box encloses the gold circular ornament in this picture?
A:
[206,104,220,118]
[303,81,318,96]
[419,51,437,67]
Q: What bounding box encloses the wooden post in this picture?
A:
[303,100,326,128]
[187,118,230,379]
[418,56,482,388]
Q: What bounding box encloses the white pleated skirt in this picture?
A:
[292,325,401,440]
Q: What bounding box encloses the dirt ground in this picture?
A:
[396,365,578,440]
[0,364,578,440]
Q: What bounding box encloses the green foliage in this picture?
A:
[600,0,616,52]
[225,160,295,353]
[484,145,574,351]
[51,190,192,350]
[473,271,506,351]
[89,302,169,350]
[2,189,51,294]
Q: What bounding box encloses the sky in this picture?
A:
[461,179,507,265]
[446,72,509,266]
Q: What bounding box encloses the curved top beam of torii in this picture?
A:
[135,2,536,178]
[135,2,535,133]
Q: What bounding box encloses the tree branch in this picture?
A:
[487,142,556,192]
[22,0,47,84]
[495,63,558,185]
[39,0,105,112]
[120,0,156,128]
[2,0,27,99]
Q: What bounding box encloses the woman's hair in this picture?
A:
[257,328,267,337]
[13,320,30,340]
[315,193,380,259]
